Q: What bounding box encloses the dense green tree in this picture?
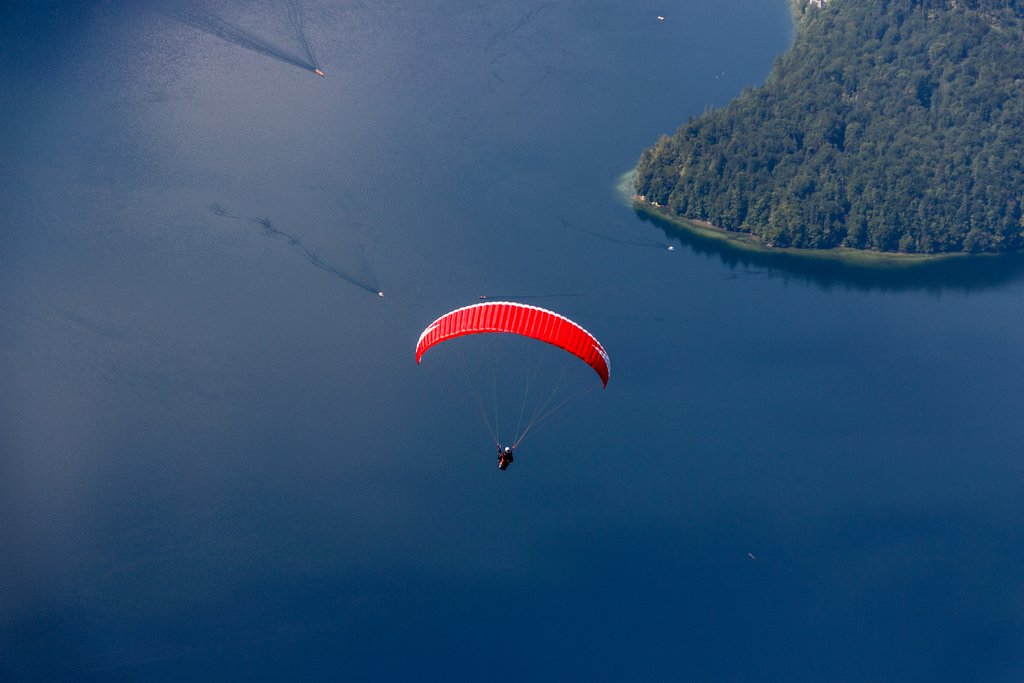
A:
[635,0,1024,253]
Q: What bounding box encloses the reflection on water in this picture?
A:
[640,210,1024,293]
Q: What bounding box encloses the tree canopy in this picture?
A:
[635,0,1024,253]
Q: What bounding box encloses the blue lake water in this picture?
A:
[2,1,1023,680]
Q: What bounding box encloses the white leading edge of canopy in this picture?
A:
[416,301,610,378]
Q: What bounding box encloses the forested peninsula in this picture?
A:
[634,0,1024,254]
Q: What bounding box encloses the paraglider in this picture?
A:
[498,446,514,470]
[416,301,609,468]
[415,301,610,387]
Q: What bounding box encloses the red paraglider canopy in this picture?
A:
[415,301,610,387]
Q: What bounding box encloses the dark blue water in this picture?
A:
[3,1,1023,680]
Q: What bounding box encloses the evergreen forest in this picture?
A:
[634,0,1024,253]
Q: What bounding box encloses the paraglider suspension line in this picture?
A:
[511,354,593,448]
[444,346,500,447]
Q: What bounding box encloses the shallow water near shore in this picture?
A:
[3,1,1024,680]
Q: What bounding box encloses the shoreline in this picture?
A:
[616,170,981,268]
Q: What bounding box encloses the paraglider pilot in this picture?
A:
[497,446,514,470]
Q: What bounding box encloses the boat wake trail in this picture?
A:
[210,204,383,297]
[172,3,317,74]
[285,0,319,71]
[558,217,673,251]
[477,278,664,302]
